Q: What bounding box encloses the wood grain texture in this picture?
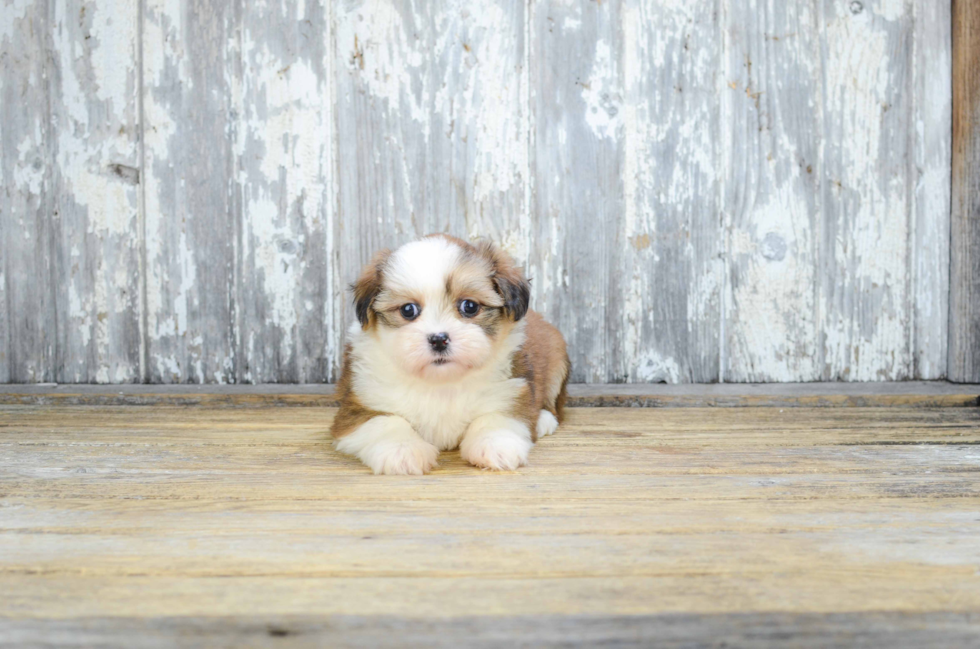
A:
[1,0,143,383]
[529,0,626,383]
[0,0,956,384]
[0,0,57,382]
[914,0,952,379]
[618,0,722,383]
[237,0,334,383]
[141,0,240,383]
[527,0,724,383]
[2,612,978,648]
[53,0,144,384]
[724,0,821,381]
[951,0,980,382]
[819,0,916,380]
[1,405,979,644]
[727,0,950,382]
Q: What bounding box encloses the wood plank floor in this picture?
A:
[2,405,980,647]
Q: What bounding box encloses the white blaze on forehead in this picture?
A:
[385,238,462,296]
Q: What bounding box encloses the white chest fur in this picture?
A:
[347,322,527,451]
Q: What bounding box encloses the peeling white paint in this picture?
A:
[38,0,141,382]
[636,351,681,384]
[155,355,181,382]
[722,1,822,377]
[88,0,138,104]
[470,53,524,203]
[13,134,44,195]
[53,0,138,232]
[821,4,911,380]
[1,0,35,25]
[911,1,951,380]
[871,0,906,22]
[235,0,335,381]
[582,40,621,141]
[244,197,299,347]
[336,0,431,134]
[729,183,817,382]
[620,2,645,379]
[1,0,952,384]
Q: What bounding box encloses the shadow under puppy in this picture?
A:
[331,234,569,475]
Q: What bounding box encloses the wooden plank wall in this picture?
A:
[0,0,953,384]
[951,0,980,382]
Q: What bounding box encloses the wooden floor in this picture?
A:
[2,404,980,647]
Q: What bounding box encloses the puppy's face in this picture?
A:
[352,236,530,382]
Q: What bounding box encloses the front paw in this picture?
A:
[368,439,439,475]
[460,429,531,471]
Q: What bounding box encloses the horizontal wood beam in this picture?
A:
[1,382,977,408]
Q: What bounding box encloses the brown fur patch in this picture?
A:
[445,265,502,309]
[351,248,392,329]
[372,291,426,328]
[330,345,387,439]
[509,380,538,436]
[373,308,404,328]
[473,240,531,321]
[553,369,570,422]
[471,306,504,337]
[509,310,570,439]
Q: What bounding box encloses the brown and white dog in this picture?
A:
[331,235,569,475]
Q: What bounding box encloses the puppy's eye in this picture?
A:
[458,299,480,318]
[399,303,421,320]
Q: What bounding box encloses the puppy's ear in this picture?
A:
[477,241,531,322]
[351,249,391,329]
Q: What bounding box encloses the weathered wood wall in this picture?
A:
[950,0,980,382]
[0,0,953,384]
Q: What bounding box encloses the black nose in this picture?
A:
[428,332,450,352]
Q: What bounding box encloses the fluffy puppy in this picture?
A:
[331,234,569,475]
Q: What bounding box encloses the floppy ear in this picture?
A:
[351,249,391,329]
[477,241,531,322]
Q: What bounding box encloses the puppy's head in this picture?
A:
[351,235,530,381]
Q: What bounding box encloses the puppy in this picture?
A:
[330,234,569,475]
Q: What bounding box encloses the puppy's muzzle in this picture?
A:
[428,332,450,353]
